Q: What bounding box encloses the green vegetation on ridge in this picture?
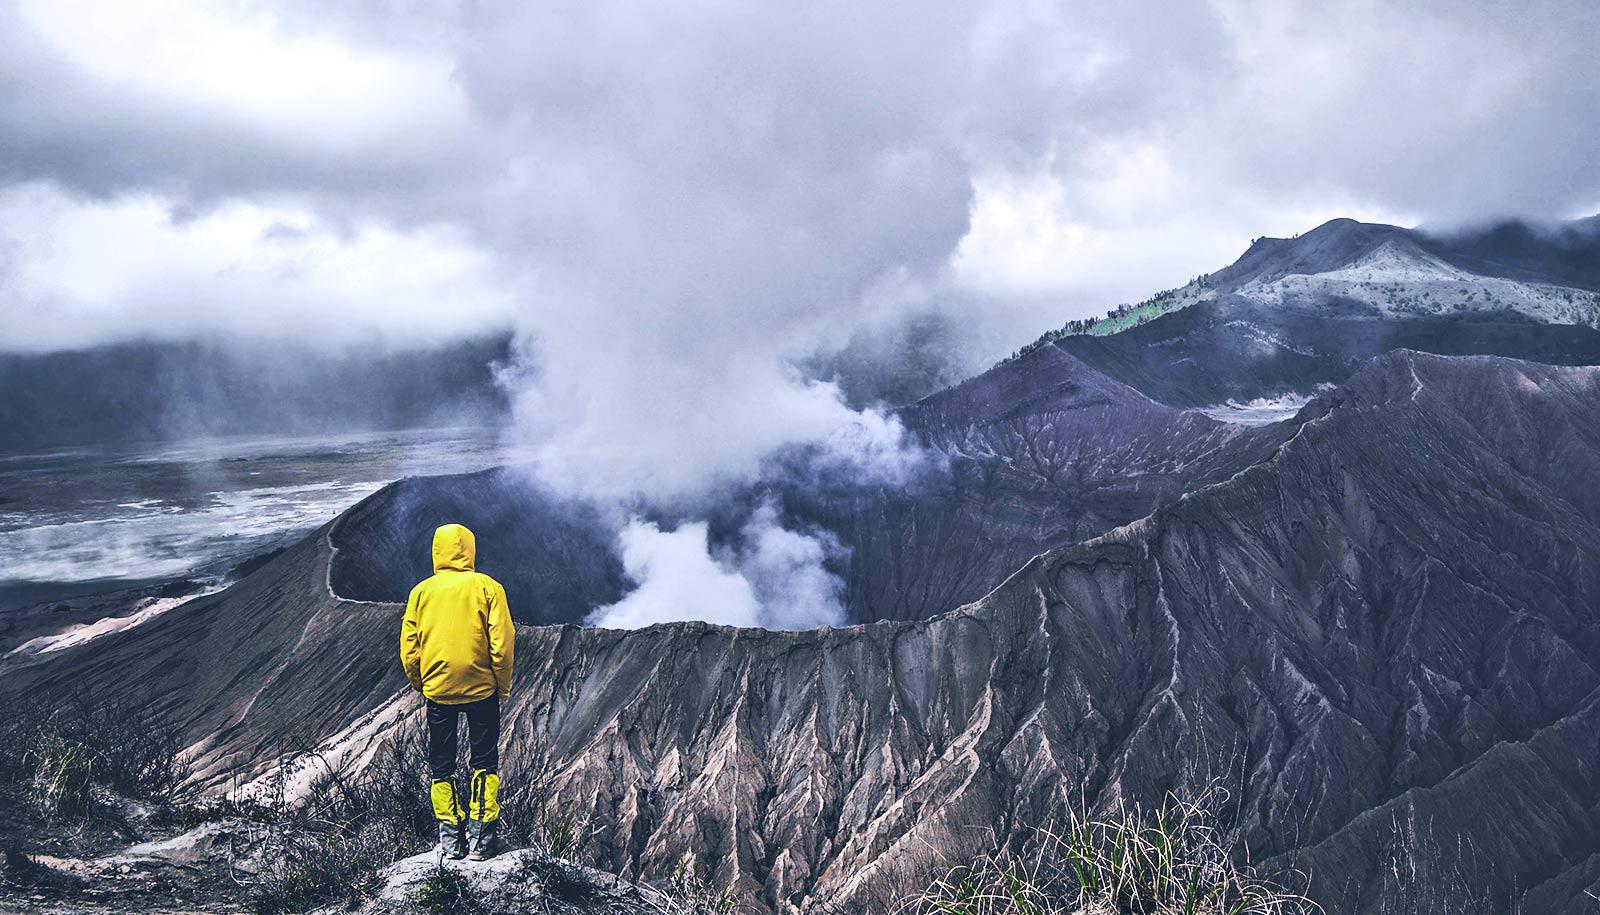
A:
[997,274,1215,368]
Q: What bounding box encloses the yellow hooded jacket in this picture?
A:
[400,524,515,704]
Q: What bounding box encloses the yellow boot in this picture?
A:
[431,778,466,859]
[466,770,501,860]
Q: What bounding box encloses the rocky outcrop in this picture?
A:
[357,849,651,915]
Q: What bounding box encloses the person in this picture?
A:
[400,523,516,860]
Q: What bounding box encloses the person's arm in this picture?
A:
[400,587,424,692]
[487,581,515,700]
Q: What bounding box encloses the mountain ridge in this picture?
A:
[1012,213,1600,364]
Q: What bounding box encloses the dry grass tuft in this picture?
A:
[0,694,187,822]
[900,790,1320,915]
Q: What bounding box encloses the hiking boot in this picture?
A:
[431,777,467,859]
[466,818,501,860]
[466,769,502,860]
[440,822,468,860]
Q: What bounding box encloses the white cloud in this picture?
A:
[0,183,514,351]
[14,0,469,151]
[585,520,762,630]
[805,401,940,488]
[946,0,1600,317]
[951,152,1410,318]
[735,501,849,630]
[585,501,848,630]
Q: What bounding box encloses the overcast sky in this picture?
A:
[3,0,1599,498]
[4,0,1598,352]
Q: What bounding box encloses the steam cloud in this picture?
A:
[581,406,932,631]
[587,502,848,631]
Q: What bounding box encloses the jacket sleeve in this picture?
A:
[400,587,424,692]
[487,580,515,700]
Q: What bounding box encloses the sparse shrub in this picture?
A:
[176,794,282,827]
[0,694,188,822]
[29,733,96,818]
[497,781,590,862]
[635,852,742,915]
[248,824,401,915]
[537,809,587,861]
[243,729,437,913]
[899,791,1319,915]
[414,863,483,913]
[298,729,437,843]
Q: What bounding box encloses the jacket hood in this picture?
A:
[432,523,476,572]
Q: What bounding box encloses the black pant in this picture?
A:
[426,696,500,780]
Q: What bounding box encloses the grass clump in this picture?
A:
[635,852,742,915]
[901,791,1319,915]
[414,862,482,913]
[0,695,187,822]
[248,825,401,915]
[29,734,97,819]
[497,784,591,863]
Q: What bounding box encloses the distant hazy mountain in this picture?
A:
[0,335,513,453]
[1020,215,1600,406]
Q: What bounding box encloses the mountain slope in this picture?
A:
[1212,215,1600,300]
[1054,295,1600,408]
[510,352,1600,913]
[1238,232,1600,326]
[10,352,1600,913]
[1016,215,1600,408]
